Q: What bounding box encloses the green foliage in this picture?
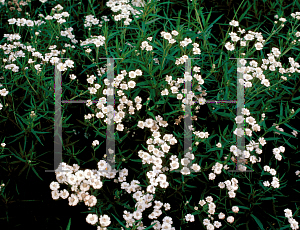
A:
[0,0,300,229]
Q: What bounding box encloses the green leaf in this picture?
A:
[292,95,300,101]
[150,88,157,102]
[279,101,283,123]
[174,179,181,184]
[237,206,250,210]
[144,223,158,230]
[31,129,44,146]
[145,17,160,25]
[15,114,26,130]
[164,110,181,116]
[155,100,166,105]
[10,151,26,163]
[260,197,275,200]
[251,214,264,230]
[185,184,197,188]
[79,63,97,75]
[146,110,155,119]
[31,166,43,181]
[275,130,295,138]
[282,136,297,150]
[283,122,300,133]
[130,159,142,162]
[136,81,150,87]
[214,111,232,118]
[132,88,142,100]
[111,213,127,229]
[66,218,71,230]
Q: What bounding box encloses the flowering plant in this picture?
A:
[0,0,300,229]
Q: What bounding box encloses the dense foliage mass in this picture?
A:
[0,0,300,229]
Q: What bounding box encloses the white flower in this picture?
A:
[209,173,216,180]
[241,108,250,116]
[181,167,190,175]
[94,40,103,47]
[66,174,78,185]
[65,59,74,68]
[235,115,244,124]
[232,206,239,213]
[206,196,213,203]
[228,190,236,198]
[185,214,195,222]
[273,148,280,155]
[135,69,143,76]
[264,165,271,172]
[271,180,280,188]
[26,20,34,27]
[227,216,234,223]
[133,211,142,220]
[263,181,270,187]
[255,42,264,50]
[252,124,261,132]
[193,66,201,72]
[284,208,293,218]
[98,160,108,171]
[261,79,270,87]
[171,30,179,36]
[51,190,60,200]
[141,41,149,49]
[279,146,285,153]
[269,168,277,176]
[225,42,235,51]
[86,214,98,225]
[59,189,69,199]
[191,164,201,172]
[163,32,172,40]
[244,34,254,41]
[258,137,266,146]
[229,20,239,27]
[69,74,76,80]
[129,71,136,78]
[246,116,256,125]
[234,128,244,137]
[68,193,79,206]
[127,80,136,88]
[0,88,9,96]
[57,63,67,72]
[50,181,60,190]
[92,140,99,146]
[8,18,17,24]
[146,45,153,51]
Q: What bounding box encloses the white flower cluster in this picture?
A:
[262,167,279,188]
[161,30,178,44]
[106,0,150,25]
[227,20,265,51]
[50,162,135,228]
[140,40,153,51]
[231,108,268,170]
[80,35,106,47]
[199,195,232,228]
[82,69,144,130]
[86,213,111,227]
[218,178,239,199]
[0,78,9,110]
[284,208,299,230]
[7,18,45,27]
